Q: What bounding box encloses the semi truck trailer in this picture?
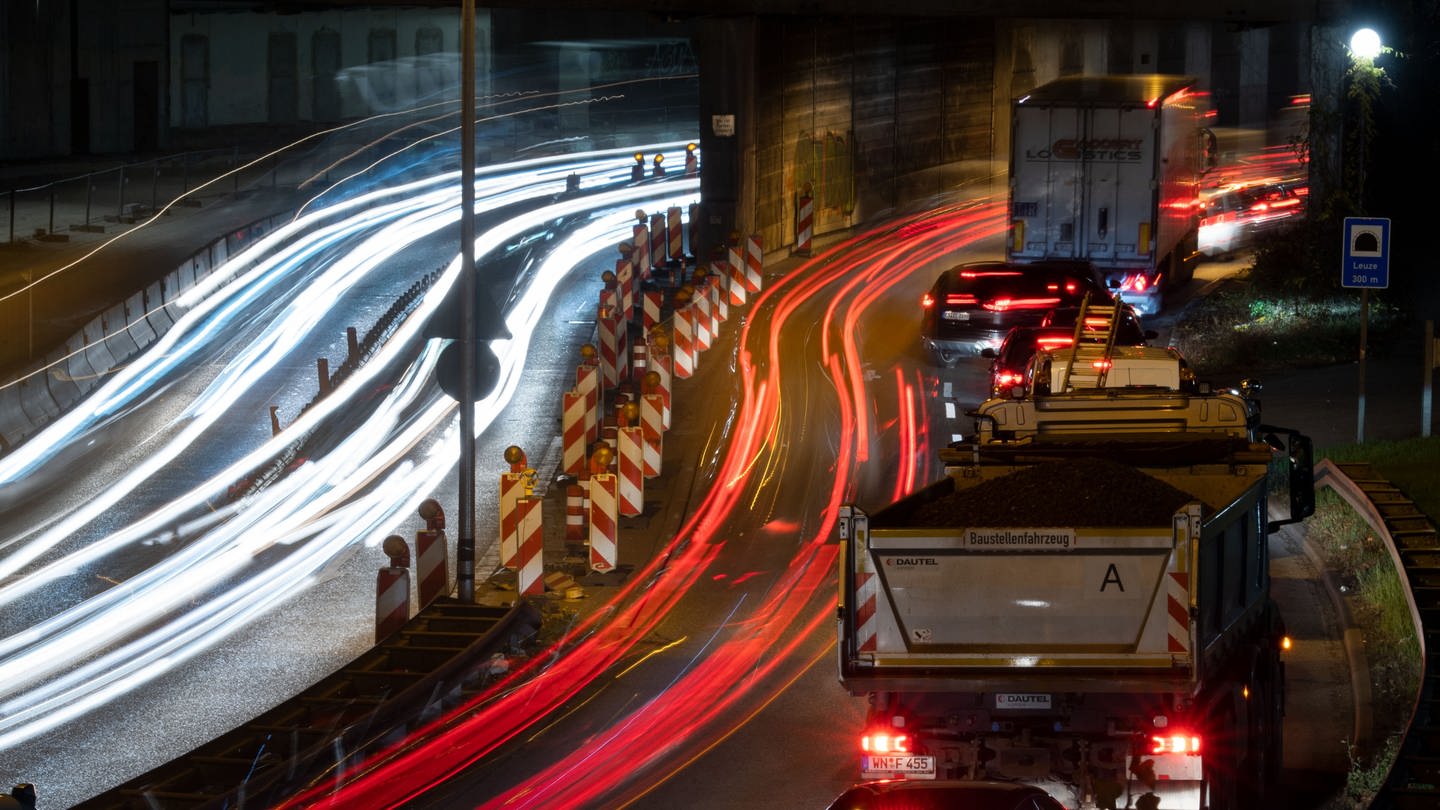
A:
[1006,74,1216,315]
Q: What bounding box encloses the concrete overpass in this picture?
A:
[3,2,1362,261]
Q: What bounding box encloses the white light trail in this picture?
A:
[0,140,698,750]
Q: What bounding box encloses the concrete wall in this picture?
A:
[168,7,481,128]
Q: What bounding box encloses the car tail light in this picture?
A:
[1036,336,1073,350]
[945,293,978,305]
[959,270,1022,278]
[984,296,1060,312]
[862,731,912,754]
[1151,732,1202,756]
[921,292,935,309]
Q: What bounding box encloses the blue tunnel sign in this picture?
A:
[1342,217,1390,289]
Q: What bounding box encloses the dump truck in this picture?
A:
[1006,74,1216,316]
[836,333,1314,810]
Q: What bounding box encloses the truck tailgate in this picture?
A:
[843,502,1202,677]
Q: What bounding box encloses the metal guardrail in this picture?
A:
[1313,460,1440,809]
[71,598,542,810]
[1,149,253,245]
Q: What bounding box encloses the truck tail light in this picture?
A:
[1151,732,1202,756]
[862,731,912,754]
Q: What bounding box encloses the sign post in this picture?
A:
[1341,217,1391,443]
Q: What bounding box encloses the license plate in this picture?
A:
[942,310,969,321]
[862,754,936,779]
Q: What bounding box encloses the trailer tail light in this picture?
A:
[1117,274,1150,294]
[862,731,912,754]
[1151,732,1202,756]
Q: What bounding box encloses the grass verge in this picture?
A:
[1306,438,1437,806]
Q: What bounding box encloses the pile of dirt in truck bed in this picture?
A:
[906,457,1197,527]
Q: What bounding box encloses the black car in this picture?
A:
[920,260,1111,367]
[980,326,1082,397]
[1039,304,1157,345]
[824,779,1069,810]
[981,305,1159,396]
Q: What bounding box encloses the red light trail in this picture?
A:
[282,200,1006,809]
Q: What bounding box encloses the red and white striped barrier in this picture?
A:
[576,361,601,442]
[617,423,644,517]
[672,304,696,378]
[649,212,666,268]
[652,346,673,429]
[589,471,618,573]
[375,534,411,642]
[710,269,728,325]
[633,222,650,278]
[601,274,618,313]
[643,288,663,332]
[667,206,684,262]
[692,283,712,352]
[796,192,814,256]
[728,256,748,308]
[562,389,587,474]
[641,386,665,478]
[746,233,764,292]
[566,483,586,542]
[415,528,448,607]
[631,337,648,381]
[376,566,410,642]
[616,257,634,321]
[499,471,527,569]
[515,497,544,597]
[500,447,534,567]
[598,305,621,389]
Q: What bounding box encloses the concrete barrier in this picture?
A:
[176,257,199,294]
[81,315,120,378]
[0,378,33,450]
[54,338,96,409]
[101,302,141,364]
[145,280,176,334]
[125,291,157,350]
[19,368,62,426]
[211,235,229,267]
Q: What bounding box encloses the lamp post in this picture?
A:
[1348,27,1383,443]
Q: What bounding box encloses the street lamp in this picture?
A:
[1346,27,1384,443]
[1350,28,1381,61]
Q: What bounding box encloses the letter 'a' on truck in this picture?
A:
[835,338,1315,810]
[1007,75,1216,316]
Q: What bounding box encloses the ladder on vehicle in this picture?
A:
[1054,293,1123,391]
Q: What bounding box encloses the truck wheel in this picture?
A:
[1203,705,1241,810]
[1253,654,1285,792]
